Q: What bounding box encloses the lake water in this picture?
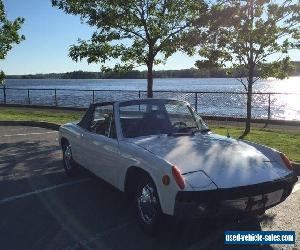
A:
[1,77,300,120]
[3,77,300,93]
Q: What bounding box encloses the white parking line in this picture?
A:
[0,131,57,138]
[292,183,300,194]
[0,178,91,205]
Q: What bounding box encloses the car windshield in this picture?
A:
[119,99,209,138]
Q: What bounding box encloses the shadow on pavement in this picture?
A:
[0,139,279,250]
[0,140,61,178]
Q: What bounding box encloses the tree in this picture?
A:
[52,0,209,97]
[195,0,300,138]
[0,0,25,85]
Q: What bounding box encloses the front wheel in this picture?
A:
[136,176,162,235]
[62,142,78,176]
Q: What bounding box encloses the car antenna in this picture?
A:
[226,117,230,138]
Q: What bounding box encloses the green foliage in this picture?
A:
[52,0,210,96]
[7,68,230,79]
[0,0,25,85]
[196,0,300,84]
[259,58,295,80]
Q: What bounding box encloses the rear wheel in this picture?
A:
[136,175,162,235]
[62,142,78,176]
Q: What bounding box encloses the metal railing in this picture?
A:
[1,86,299,121]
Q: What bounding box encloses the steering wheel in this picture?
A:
[90,120,98,129]
[172,121,187,130]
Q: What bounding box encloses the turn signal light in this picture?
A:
[280,153,293,171]
[162,175,170,186]
[172,166,185,190]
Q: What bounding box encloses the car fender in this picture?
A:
[59,123,85,165]
[118,140,194,215]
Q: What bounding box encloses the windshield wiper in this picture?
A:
[167,131,194,137]
[200,128,211,133]
[167,127,211,136]
[190,127,211,134]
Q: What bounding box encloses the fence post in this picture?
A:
[92,90,95,104]
[267,93,271,120]
[195,92,198,112]
[27,89,31,105]
[54,89,57,106]
[138,90,141,99]
[3,84,6,104]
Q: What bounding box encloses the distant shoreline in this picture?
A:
[6,75,300,80]
[6,76,241,80]
[6,69,232,79]
[6,62,300,80]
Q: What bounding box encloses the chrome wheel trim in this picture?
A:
[64,145,72,170]
[137,183,158,224]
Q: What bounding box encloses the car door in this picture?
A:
[82,104,120,186]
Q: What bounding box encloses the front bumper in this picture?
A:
[174,173,298,219]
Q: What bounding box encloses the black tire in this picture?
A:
[135,175,162,235]
[62,141,78,176]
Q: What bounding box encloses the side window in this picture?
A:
[90,105,116,139]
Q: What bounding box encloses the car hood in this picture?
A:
[126,133,290,188]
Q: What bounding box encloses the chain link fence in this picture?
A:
[0,87,299,121]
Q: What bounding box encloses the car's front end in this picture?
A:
[116,98,297,231]
[174,172,297,219]
[129,131,298,214]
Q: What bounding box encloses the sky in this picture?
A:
[0,0,299,75]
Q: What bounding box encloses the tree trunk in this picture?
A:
[241,83,252,138]
[240,65,254,139]
[146,43,155,98]
[3,83,6,104]
[147,62,153,98]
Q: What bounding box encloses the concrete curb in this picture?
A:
[0,121,60,131]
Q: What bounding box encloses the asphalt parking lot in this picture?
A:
[0,126,299,250]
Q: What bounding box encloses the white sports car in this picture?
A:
[59,99,297,233]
